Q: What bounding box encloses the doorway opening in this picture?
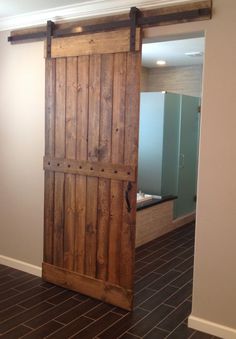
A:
[133,34,205,334]
[136,34,205,247]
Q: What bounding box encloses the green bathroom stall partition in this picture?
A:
[138,92,200,219]
[161,93,181,197]
[138,92,165,195]
[174,95,199,218]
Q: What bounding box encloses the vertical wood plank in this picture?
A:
[97,54,113,280]
[45,59,56,157]
[74,55,89,274]
[121,52,141,289]
[64,57,77,270]
[108,53,127,284]
[55,58,66,158]
[53,58,66,267]
[44,58,56,264]
[85,54,101,277]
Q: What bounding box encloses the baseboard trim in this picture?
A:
[0,255,42,277]
[188,314,236,339]
[172,212,195,228]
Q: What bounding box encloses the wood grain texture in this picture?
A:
[108,53,127,285]
[42,262,133,310]
[64,57,77,270]
[97,54,113,280]
[74,56,89,274]
[53,173,65,267]
[51,29,141,58]
[55,58,66,159]
[141,0,211,28]
[44,59,56,264]
[45,59,56,157]
[10,0,212,43]
[53,58,66,267]
[44,29,141,311]
[85,54,101,277]
[44,157,136,182]
[120,52,141,290]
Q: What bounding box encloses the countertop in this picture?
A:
[137,195,177,211]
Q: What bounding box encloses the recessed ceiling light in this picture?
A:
[185,51,203,57]
[156,60,166,66]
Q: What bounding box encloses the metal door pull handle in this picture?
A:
[125,181,132,213]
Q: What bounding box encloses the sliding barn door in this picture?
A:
[43,28,141,310]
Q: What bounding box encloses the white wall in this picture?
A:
[0,31,45,267]
[0,0,236,335]
[144,0,236,336]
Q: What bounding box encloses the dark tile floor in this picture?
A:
[0,223,220,338]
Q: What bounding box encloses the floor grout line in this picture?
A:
[0,223,201,339]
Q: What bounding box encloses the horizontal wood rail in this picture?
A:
[8,0,212,43]
[43,156,137,182]
[50,28,141,57]
[42,262,133,310]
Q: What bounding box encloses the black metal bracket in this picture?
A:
[46,20,54,58]
[129,7,141,52]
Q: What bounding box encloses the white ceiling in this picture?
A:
[0,0,193,18]
[0,0,195,31]
[0,0,86,18]
[142,37,205,68]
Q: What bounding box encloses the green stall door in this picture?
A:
[174,95,200,218]
[138,92,165,195]
[161,93,181,197]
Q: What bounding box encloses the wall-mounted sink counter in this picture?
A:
[137,195,176,211]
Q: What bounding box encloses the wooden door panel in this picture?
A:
[43,30,141,310]
[51,28,141,58]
